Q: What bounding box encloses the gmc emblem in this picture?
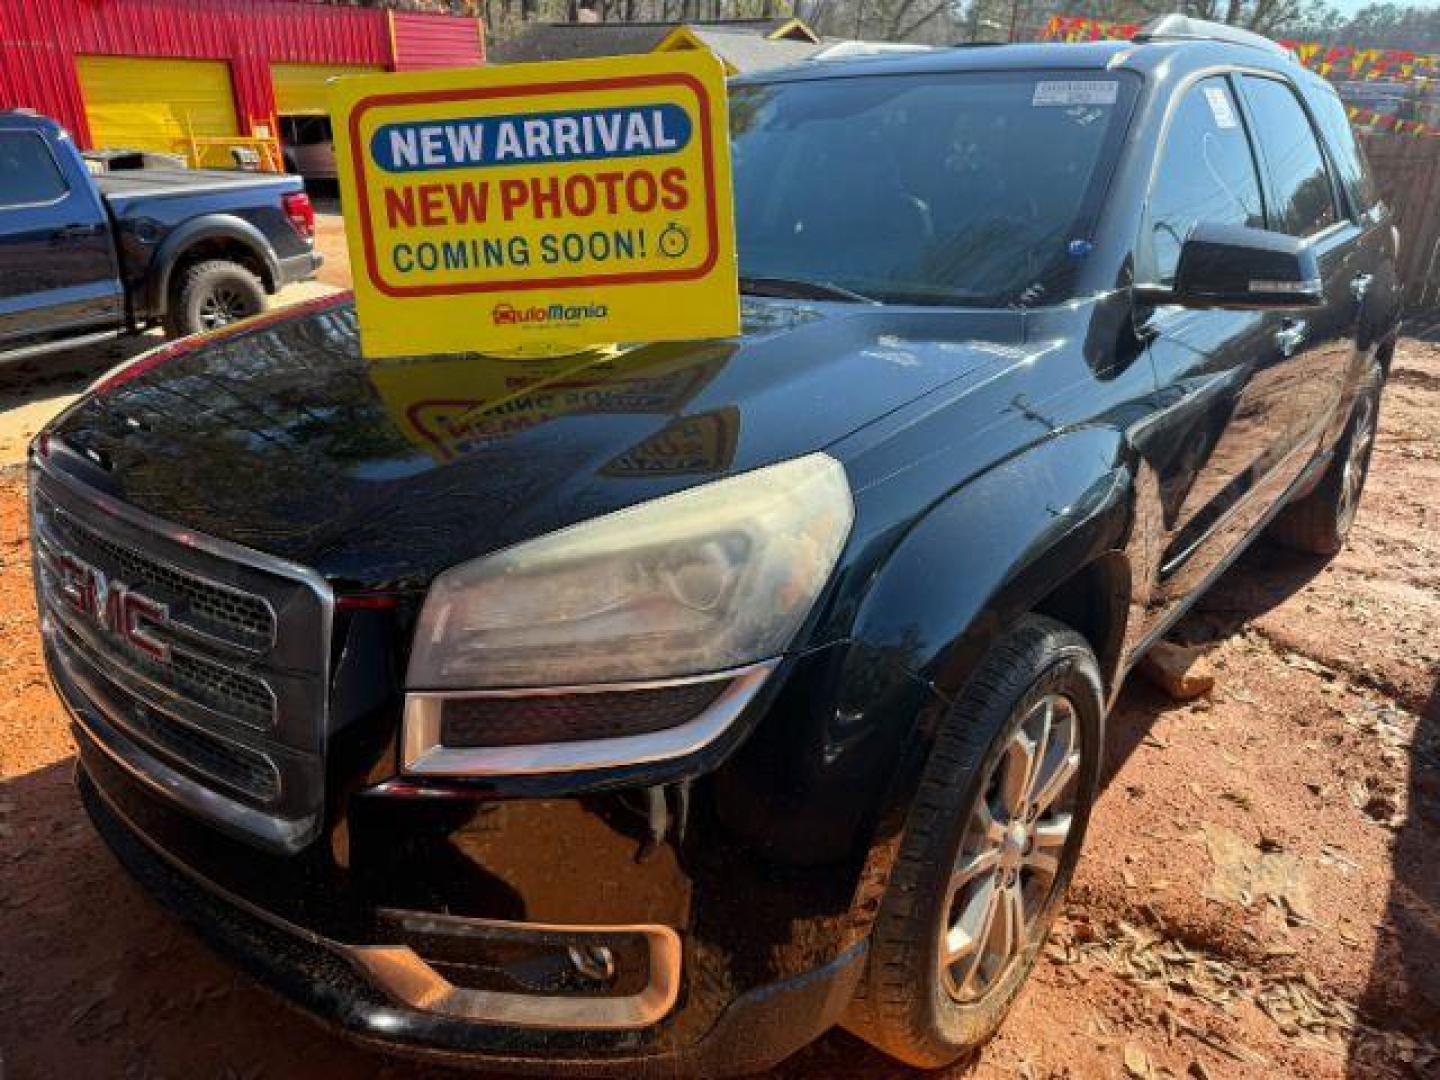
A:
[50,551,172,663]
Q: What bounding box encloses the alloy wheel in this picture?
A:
[199,286,252,330]
[1337,389,1377,535]
[940,694,1082,1003]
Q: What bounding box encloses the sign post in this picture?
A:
[330,51,739,358]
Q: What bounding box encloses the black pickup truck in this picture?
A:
[0,110,321,362]
[31,17,1402,1077]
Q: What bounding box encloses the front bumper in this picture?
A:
[76,744,866,1076]
[54,619,882,1075]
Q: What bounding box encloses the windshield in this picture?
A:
[730,71,1137,307]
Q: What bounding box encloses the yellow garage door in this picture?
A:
[273,63,383,116]
[78,56,239,162]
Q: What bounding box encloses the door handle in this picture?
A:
[52,223,100,240]
[1275,318,1308,358]
[1351,272,1374,302]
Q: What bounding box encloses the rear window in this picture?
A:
[730,71,1139,307]
[1308,83,1379,213]
[0,131,68,207]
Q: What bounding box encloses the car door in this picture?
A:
[1233,73,1362,472]
[1136,74,1288,610]
[0,126,121,352]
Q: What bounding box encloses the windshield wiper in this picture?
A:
[739,275,878,304]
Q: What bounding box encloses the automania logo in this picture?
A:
[491,301,609,326]
[50,550,172,662]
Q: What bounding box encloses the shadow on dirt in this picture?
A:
[1098,537,1333,796]
[0,756,461,1080]
[1346,676,1440,1075]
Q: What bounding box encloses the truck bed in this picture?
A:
[95,167,299,207]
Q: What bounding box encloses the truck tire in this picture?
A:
[846,614,1103,1068]
[164,259,266,338]
[1268,356,1384,556]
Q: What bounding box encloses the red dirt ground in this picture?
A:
[0,340,1436,1080]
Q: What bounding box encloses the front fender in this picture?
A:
[760,430,1138,902]
[849,427,1135,705]
[147,214,281,317]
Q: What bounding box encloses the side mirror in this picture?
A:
[1136,222,1325,310]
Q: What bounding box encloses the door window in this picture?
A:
[0,132,68,208]
[1143,77,1265,286]
[1308,84,1377,213]
[1240,76,1339,237]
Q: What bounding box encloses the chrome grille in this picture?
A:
[170,652,275,726]
[55,617,281,802]
[37,571,276,731]
[31,461,333,851]
[41,497,274,651]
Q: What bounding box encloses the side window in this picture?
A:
[1144,77,1265,286]
[1309,85,1378,212]
[1240,76,1338,237]
[0,132,68,208]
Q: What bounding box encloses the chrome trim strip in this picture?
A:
[402,661,778,778]
[350,913,682,1031]
[0,328,123,365]
[53,620,313,852]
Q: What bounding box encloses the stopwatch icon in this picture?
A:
[658,223,690,259]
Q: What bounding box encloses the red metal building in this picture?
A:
[0,0,485,158]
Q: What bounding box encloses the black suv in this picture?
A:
[31,17,1400,1075]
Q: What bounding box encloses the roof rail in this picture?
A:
[810,40,933,61]
[1132,14,1292,59]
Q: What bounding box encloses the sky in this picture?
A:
[1328,0,1437,17]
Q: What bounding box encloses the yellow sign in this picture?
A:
[330,52,739,358]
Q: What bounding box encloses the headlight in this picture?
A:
[406,453,853,691]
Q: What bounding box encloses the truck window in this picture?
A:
[730,71,1138,307]
[1142,77,1265,286]
[0,131,68,208]
[1308,84,1378,213]
[1240,75,1339,237]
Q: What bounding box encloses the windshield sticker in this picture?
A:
[1032,81,1118,107]
[1203,86,1240,129]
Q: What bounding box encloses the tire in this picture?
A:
[1268,357,1384,556]
[164,259,266,338]
[845,615,1104,1068]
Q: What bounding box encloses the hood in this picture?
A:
[46,295,1021,589]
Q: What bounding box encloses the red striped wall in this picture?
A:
[391,11,485,71]
[0,0,482,147]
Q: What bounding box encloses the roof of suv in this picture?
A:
[734,35,1305,88]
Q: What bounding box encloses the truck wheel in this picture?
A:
[1268,357,1384,556]
[165,259,266,338]
[846,614,1103,1067]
